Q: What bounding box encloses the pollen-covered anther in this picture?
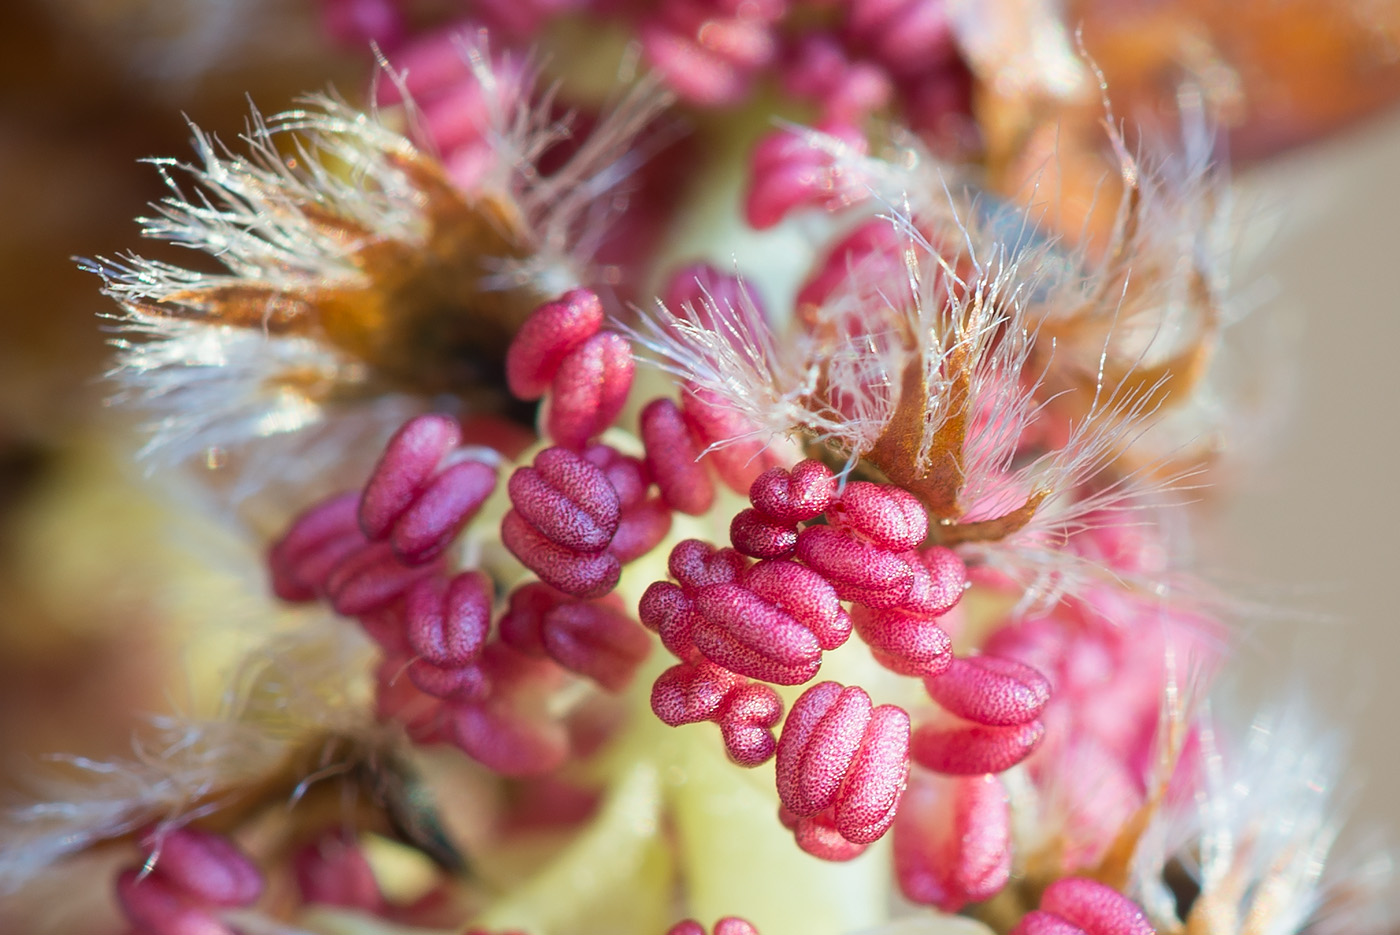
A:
[795,524,916,608]
[404,571,491,668]
[851,605,953,677]
[545,331,635,450]
[729,508,798,558]
[1011,878,1157,935]
[642,398,716,516]
[639,0,785,106]
[501,511,622,598]
[650,661,783,767]
[324,541,444,618]
[691,558,852,684]
[117,828,264,935]
[359,414,462,541]
[893,771,1011,912]
[506,289,605,401]
[583,443,673,563]
[389,459,498,565]
[775,681,911,858]
[748,460,836,523]
[925,655,1051,727]
[499,582,652,692]
[828,481,929,550]
[508,447,622,553]
[745,122,869,229]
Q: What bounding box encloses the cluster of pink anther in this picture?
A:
[320,1,972,142]
[115,827,264,935]
[264,287,717,777]
[637,458,1053,860]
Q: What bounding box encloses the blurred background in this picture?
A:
[0,0,1397,866]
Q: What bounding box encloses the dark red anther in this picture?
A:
[539,596,653,692]
[506,289,604,401]
[501,510,622,598]
[508,447,621,553]
[642,397,716,516]
[404,571,491,668]
[669,539,749,590]
[546,331,635,449]
[359,415,461,541]
[324,541,442,617]
[582,443,651,510]
[609,497,673,563]
[681,387,781,493]
[650,661,782,767]
[638,580,704,659]
[389,459,497,565]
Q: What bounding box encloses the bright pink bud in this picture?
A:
[730,508,798,558]
[795,524,914,606]
[926,655,1051,727]
[776,682,909,849]
[506,290,604,400]
[642,398,716,516]
[828,481,928,550]
[910,719,1044,775]
[404,571,491,668]
[294,834,384,911]
[139,828,263,907]
[1013,878,1156,935]
[546,331,634,449]
[268,492,362,601]
[359,415,461,541]
[501,511,622,598]
[681,387,781,492]
[509,447,621,553]
[748,460,836,523]
[325,542,441,617]
[894,772,1011,912]
[389,459,497,564]
[852,605,953,677]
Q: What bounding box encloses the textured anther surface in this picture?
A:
[910,719,1044,775]
[546,331,635,449]
[642,397,716,516]
[1011,878,1157,935]
[404,571,491,668]
[894,772,1011,912]
[509,447,622,553]
[506,289,604,400]
[748,460,836,523]
[389,459,497,564]
[925,655,1051,727]
[501,510,622,598]
[359,414,462,540]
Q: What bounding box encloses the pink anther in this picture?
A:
[827,481,929,550]
[681,386,781,492]
[894,772,1011,912]
[851,605,953,677]
[508,447,621,553]
[389,458,497,565]
[404,571,491,668]
[747,460,836,523]
[795,524,915,607]
[359,415,461,541]
[268,492,363,602]
[910,717,1044,775]
[293,833,384,912]
[501,510,622,598]
[729,507,798,558]
[925,655,1051,727]
[641,398,716,516]
[545,331,635,449]
[506,289,605,401]
[1012,878,1156,935]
